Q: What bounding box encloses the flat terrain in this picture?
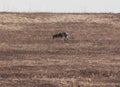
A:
[0,12,120,87]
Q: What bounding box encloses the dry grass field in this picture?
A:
[0,12,120,87]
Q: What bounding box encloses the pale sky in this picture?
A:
[0,0,120,13]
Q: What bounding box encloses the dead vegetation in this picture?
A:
[0,12,120,87]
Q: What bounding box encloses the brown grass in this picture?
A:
[0,12,120,87]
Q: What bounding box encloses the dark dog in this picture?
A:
[53,32,68,40]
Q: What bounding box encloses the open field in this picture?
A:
[0,12,120,87]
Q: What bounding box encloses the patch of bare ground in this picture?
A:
[0,12,120,87]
